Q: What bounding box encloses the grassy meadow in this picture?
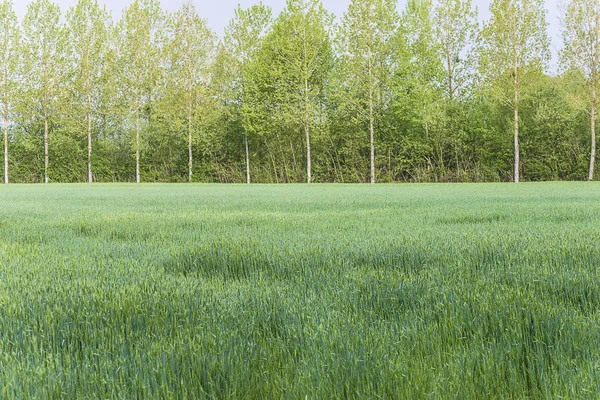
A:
[1,183,600,398]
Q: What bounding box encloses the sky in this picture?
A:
[13,0,562,67]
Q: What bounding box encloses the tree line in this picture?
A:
[0,0,598,184]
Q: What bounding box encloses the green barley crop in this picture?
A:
[1,183,600,398]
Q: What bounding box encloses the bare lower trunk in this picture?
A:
[369,87,375,184]
[305,124,311,184]
[44,117,49,184]
[368,46,375,184]
[245,135,250,184]
[88,111,92,183]
[513,53,519,184]
[4,116,7,184]
[514,105,519,183]
[136,109,140,184]
[304,73,311,184]
[591,10,599,180]
[590,82,596,181]
[447,52,454,101]
[188,110,193,183]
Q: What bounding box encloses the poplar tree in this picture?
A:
[118,0,166,183]
[262,0,333,183]
[395,0,442,138]
[66,0,112,183]
[479,0,550,183]
[336,0,398,183]
[222,4,273,184]
[168,0,215,183]
[561,0,600,180]
[22,0,66,184]
[433,0,478,100]
[0,0,19,184]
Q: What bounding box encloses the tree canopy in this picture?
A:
[0,0,594,183]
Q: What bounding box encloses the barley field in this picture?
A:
[1,183,600,398]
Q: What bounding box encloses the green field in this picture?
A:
[1,183,600,398]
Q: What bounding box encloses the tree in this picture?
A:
[0,1,19,184]
[22,0,66,184]
[395,0,443,136]
[561,0,600,180]
[222,3,273,184]
[167,0,215,183]
[65,0,112,183]
[336,0,399,183]
[117,0,166,183]
[479,0,550,183]
[426,0,478,178]
[260,0,333,183]
[433,0,478,101]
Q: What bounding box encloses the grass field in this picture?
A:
[1,183,600,398]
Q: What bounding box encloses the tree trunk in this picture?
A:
[368,45,375,184]
[590,80,596,181]
[513,51,519,184]
[44,117,49,184]
[245,135,250,184]
[514,105,519,183]
[188,108,193,183]
[447,52,454,101]
[3,115,7,184]
[305,122,311,184]
[136,109,140,184]
[304,73,311,183]
[88,111,92,183]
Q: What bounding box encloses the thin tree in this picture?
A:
[479,0,550,183]
[118,0,166,183]
[561,0,600,180]
[433,0,478,101]
[0,1,19,184]
[263,0,333,183]
[336,0,398,183]
[22,0,66,184]
[223,3,273,184]
[395,0,443,142]
[169,1,215,183]
[66,0,111,183]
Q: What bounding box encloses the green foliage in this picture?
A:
[560,0,599,180]
[2,184,600,397]
[64,0,113,183]
[478,0,550,105]
[0,0,20,184]
[334,0,399,183]
[0,0,598,183]
[21,0,67,118]
[433,0,478,100]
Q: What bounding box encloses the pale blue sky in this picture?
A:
[13,0,561,66]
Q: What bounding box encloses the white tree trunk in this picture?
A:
[3,116,8,184]
[136,109,140,184]
[302,27,312,185]
[44,117,49,184]
[514,105,519,183]
[590,81,596,181]
[188,108,193,183]
[306,122,311,184]
[447,52,454,101]
[368,45,375,184]
[513,51,519,183]
[88,111,92,183]
[245,135,251,184]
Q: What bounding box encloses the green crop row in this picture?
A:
[0,183,599,398]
